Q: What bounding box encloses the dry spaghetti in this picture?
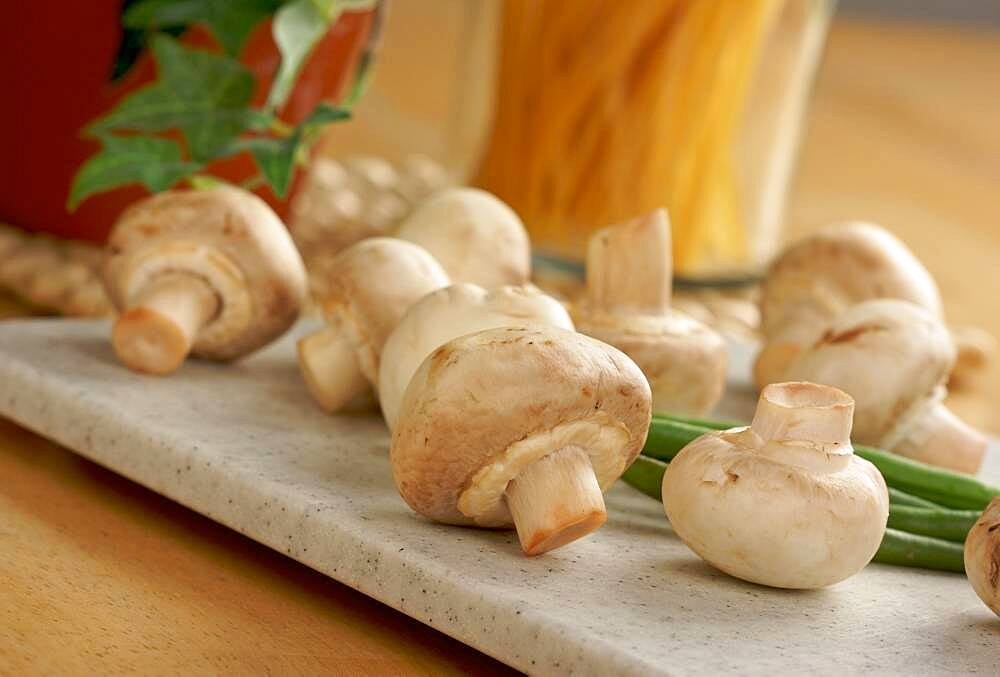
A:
[476,0,782,275]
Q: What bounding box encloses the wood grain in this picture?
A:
[2,16,999,675]
[0,416,513,675]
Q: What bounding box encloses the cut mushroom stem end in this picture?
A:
[297,327,367,413]
[504,446,607,556]
[752,382,855,465]
[112,273,219,375]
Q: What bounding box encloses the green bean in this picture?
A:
[873,528,965,573]
[888,487,942,509]
[642,419,707,462]
[621,455,667,501]
[653,413,740,430]
[854,444,997,510]
[886,505,980,543]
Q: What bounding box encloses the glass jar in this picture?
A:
[318,0,501,182]
[317,0,832,281]
[475,0,834,281]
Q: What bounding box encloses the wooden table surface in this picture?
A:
[3,17,999,675]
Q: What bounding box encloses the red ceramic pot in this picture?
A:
[0,1,378,243]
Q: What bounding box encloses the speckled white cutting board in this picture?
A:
[1,319,997,675]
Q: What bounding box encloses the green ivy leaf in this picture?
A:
[228,103,352,197]
[238,135,301,198]
[302,102,352,127]
[123,0,283,56]
[67,135,200,210]
[88,35,257,161]
[267,0,376,110]
[187,174,233,190]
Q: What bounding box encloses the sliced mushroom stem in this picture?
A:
[297,326,367,413]
[752,382,854,446]
[586,209,672,314]
[504,446,607,556]
[112,272,219,375]
[750,382,855,472]
[893,404,987,475]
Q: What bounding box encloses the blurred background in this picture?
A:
[841,0,1000,23]
[2,0,998,432]
[316,0,1000,431]
[2,1,998,434]
[2,2,1000,673]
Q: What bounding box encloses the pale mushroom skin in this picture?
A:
[297,237,449,413]
[756,222,942,389]
[663,382,889,589]
[964,497,1000,617]
[779,299,987,474]
[395,187,531,288]
[289,155,453,303]
[377,283,574,431]
[572,209,727,416]
[104,187,307,374]
[392,325,651,555]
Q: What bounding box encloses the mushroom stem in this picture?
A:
[752,382,854,446]
[892,404,987,475]
[585,209,672,314]
[297,327,367,413]
[504,446,607,556]
[112,272,219,375]
[749,382,855,471]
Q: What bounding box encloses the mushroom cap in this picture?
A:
[391,325,651,526]
[395,187,531,288]
[317,237,449,382]
[289,158,375,259]
[756,222,942,386]
[378,283,574,430]
[761,222,942,328]
[574,308,728,416]
[663,426,889,589]
[964,497,1000,617]
[104,187,307,360]
[779,299,954,445]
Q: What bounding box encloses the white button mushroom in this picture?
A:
[776,298,987,474]
[571,209,727,416]
[391,325,652,556]
[395,187,531,288]
[103,187,308,375]
[289,158,373,263]
[26,261,92,310]
[297,237,449,413]
[0,238,65,291]
[756,222,942,389]
[663,381,889,589]
[964,497,1000,618]
[289,156,454,282]
[64,279,113,318]
[377,283,574,431]
[0,224,21,259]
